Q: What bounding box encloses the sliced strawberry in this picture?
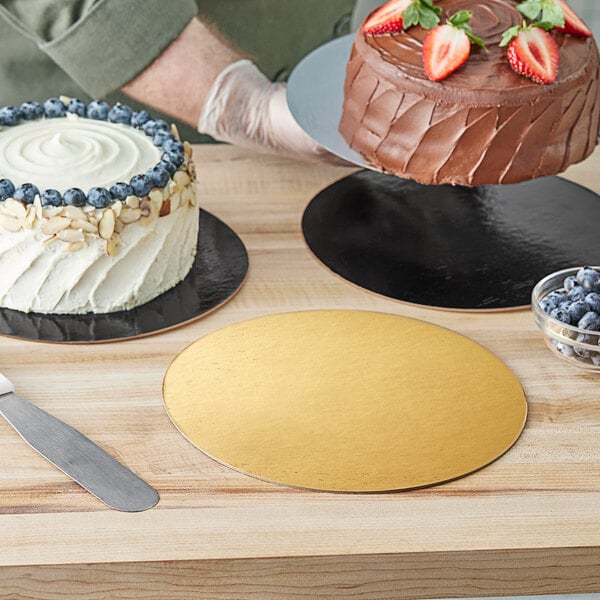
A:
[507,27,559,84]
[422,24,471,81]
[554,0,592,38]
[363,0,411,35]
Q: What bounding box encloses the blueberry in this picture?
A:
[142,119,168,137]
[146,165,170,188]
[67,98,87,117]
[568,300,589,323]
[556,342,575,357]
[574,333,596,358]
[63,187,86,207]
[131,110,150,128]
[576,266,600,292]
[87,187,112,208]
[550,307,571,324]
[162,138,183,154]
[109,182,134,200]
[20,100,43,120]
[567,286,587,302]
[0,106,21,126]
[43,98,65,118]
[153,130,173,146]
[159,159,177,176]
[0,179,15,200]
[564,275,579,292]
[41,189,62,207]
[108,104,133,125]
[546,290,568,307]
[86,100,110,120]
[585,292,600,314]
[162,149,184,167]
[578,311,600,331]
[129,174,151,197]
[13,183,39,205]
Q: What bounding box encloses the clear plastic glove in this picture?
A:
[198,60,347,165]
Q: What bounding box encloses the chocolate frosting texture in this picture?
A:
[339,0,600,185]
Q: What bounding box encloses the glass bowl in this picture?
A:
[531,267,600,373]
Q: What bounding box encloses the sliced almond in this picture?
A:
[159,199,171,217]
[173,170,191,190]
[3,199,27,219]
[71,218,98,234]
[187,161,197,181]
[125,196,140,209]
[59,95,72,105]
[42,235,58,247]
[170,123,181,141]
[114,219,125,234]
[0,213,23,232]
[41,216,71,236]
[65,241,86,252]
[182,186,195,207]
[183,140,193,158]
[58,228,85,243]
[63,205,86,220]
[106,237,119,257]
[110,200,122,218]
[148,188,163,205]
[169,191,181,212]
[25,207,36,229]
[83,204,96,214]
[118,207,142,224]
[33,195,44,220]
[99,208,116,240]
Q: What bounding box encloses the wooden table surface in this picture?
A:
[1,145,599,599]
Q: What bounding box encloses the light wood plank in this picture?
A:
[0,145,599,596]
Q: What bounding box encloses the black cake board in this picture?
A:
[302,171,600,311]
[0,209,248,343]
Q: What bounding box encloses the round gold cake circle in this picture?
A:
[163,310,527,492]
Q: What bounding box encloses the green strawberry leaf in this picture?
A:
[401,0,441,30]
[517,0,542,21]
[541,2,565,27]
[447,10,488,50]
[499,25,521,47]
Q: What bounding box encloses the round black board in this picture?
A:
[302,171,600,311]
[0,210,248,343]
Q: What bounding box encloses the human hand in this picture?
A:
[198,60,348,165]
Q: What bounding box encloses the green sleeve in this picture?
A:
[0,0,198,98]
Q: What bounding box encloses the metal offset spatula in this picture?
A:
[0,372,159,512]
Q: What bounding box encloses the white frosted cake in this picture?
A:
[0,97,198,314]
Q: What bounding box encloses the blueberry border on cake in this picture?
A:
[0,96,197,256]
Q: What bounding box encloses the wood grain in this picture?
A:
[0,145,599,598]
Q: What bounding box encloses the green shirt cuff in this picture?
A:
[40,0,198,98]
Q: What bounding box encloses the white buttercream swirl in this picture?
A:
[0,114,161,193]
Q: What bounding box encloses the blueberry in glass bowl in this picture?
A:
[532,266,600,372]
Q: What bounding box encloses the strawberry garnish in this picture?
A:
[363,0,441,35]
[553,0,592,37]
[516,0,592,38]
[363,0,412,35]
[502,25,559,84]
[422,12,486,82]
[423,24,471,81]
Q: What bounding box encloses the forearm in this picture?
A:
[122,17,245,128]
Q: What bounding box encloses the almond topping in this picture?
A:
[159,199,171,217]
[118,207,142,224]
[99,209,116,240]
[65,241,87,252]
[41,216,71,236]
[3,199,27,219]
[0,214,23,232]
[173,170,191,190]
[58,228,85,243]
[63,205,86,220]
[71,218,98,234]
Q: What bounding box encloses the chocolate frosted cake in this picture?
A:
[339,0,600,186]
